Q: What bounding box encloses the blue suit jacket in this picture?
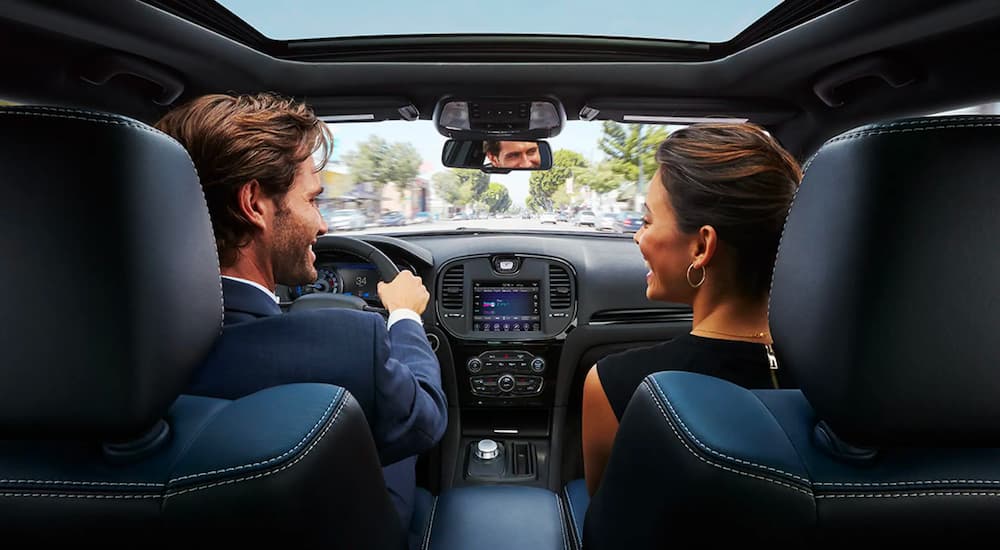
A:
[187,278,448,466]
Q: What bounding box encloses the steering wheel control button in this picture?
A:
[475,439,501,460]
[498,374,516,392]
[467,358,483,373]
[530,357,546,373]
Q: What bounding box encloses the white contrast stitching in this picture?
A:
[817,492,1000,499]
[649,376,810,484]
[555,492,569,550]
[643,381,812,496]
[168,388,340,484]
[164,390,349,497]
[817,480,1000,487]
[0,493,160,499]
[0,106,223,328]
[563,485,582,549]
[0,479,163,488]
[422,495,438,550]
[0,390,348,501]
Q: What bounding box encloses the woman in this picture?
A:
[582,123,801,496]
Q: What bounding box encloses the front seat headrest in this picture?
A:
[771,115,1000,446]
[0,106,222,439]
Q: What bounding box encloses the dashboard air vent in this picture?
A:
[441,265,465,310]
[549,265,571,309]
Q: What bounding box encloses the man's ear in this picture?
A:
[691,225,719,269]
[236,179,269,231]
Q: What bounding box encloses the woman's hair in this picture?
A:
[655,123,801,298]
[155,92,332,266]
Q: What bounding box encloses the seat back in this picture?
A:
[0,106,403,546]
[585,116,1000,545]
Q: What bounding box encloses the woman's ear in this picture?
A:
[692,225,718,268]
[236,179,269,231]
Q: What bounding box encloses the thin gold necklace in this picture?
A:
[691,327,770,339]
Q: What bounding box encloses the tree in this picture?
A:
[431,170,471,208]
[527,149,588,210]
[575,161,625,195]
[454,169,490,197]
[598,122,668,187]
[342,136,421,193]
[481,182,511,213]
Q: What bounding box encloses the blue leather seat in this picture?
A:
[0,106,404,546]
[580,115,1000,545]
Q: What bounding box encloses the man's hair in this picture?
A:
[484,140,501,157]
[155,92,332,266]
[655,123,801,298]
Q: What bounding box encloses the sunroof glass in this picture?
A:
[216,0,783,43]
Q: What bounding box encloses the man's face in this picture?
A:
[488,141,541,169]
[270,159,328,286]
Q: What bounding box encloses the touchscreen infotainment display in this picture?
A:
[473,281,541,332]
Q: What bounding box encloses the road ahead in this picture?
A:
[331,217,633,236]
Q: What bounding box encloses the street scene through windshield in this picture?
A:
[318,121,673,235]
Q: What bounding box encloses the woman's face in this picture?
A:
[634,173,697,303]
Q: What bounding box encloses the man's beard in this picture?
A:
[272,212,316,287]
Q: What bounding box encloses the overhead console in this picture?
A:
[436,254,576,341]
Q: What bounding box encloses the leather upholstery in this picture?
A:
[771,116,1000,446]
[422,486,569,550]
[583,116,1000,545]
[563,478,588,549]
[0,106,405,545]
[0,106,221,439]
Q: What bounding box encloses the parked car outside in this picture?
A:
[412,211,432,224]
[575,210,597,227]
[326,208,366,231]
[597,213,618,231]
[614,211,644,233]
[378,211,407,227]
[540,212,558,224]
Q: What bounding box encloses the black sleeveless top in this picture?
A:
[596,333,791,420]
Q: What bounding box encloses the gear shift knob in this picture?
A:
[475,439,500,460]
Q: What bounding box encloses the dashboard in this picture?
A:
[277,256,415,304]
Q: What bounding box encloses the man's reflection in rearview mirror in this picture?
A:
[484,140,541,169]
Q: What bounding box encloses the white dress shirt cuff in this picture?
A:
[387,308,423,329]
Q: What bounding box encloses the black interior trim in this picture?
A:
[589,308,693,325]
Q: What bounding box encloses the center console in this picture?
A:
[435,254,576,488]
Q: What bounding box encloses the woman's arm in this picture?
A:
[582,363,619,496]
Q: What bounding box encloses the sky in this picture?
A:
[217,0,781,43]
[326,120,608,207]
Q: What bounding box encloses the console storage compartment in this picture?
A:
[421,486,569,550]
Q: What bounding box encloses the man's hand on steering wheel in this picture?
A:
[377,271,430,315]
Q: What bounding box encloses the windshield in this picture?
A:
[320,120,681,235]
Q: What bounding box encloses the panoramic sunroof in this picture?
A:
[216,0,783,43]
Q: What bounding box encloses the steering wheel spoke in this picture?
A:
[288,235,400,314]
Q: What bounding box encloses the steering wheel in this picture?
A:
[288,235,400,316]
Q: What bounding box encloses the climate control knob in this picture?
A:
[498,374,516,392]
[467,358,483,373]
[530,357,546,373]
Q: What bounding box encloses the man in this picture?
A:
[156,93,446,528]
[484,140,542,168]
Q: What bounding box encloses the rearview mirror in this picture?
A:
[442,140,553,173]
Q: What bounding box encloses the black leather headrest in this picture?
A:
[0,106,222,439]
[771,115,1000,446]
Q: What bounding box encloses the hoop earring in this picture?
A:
[686,263,706,288]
